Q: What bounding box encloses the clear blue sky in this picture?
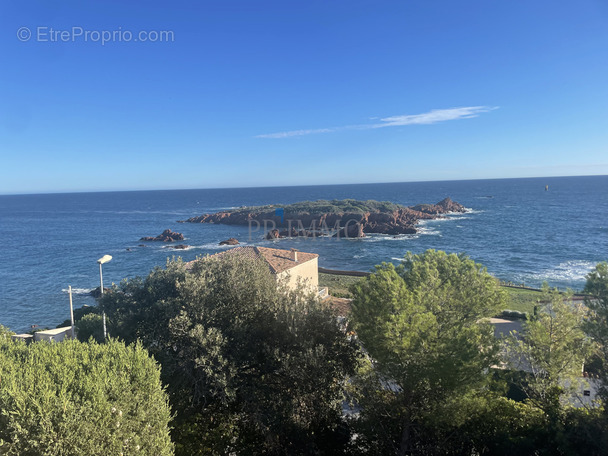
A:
[1,0,607,194]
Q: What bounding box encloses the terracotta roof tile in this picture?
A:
[185,246,318,274]
[255,247,318,273]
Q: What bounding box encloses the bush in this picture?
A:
[75,312,105,342]
[0,325,14,338]
[101,256,359,455]
[0,338,174,455]
[498,309,529,320]
[57,304,100,329]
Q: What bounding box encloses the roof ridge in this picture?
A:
[255,247,278,273]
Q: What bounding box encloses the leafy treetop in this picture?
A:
[349,250,506,455]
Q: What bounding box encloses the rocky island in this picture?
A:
[140,229,184,242]
[179,198,466,238]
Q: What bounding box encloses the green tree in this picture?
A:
[505,285,592,415]
[0,338,173,455]
[583,262,608,403]
[101,255,358,455]
[504,285,594,455]
[349,250,506,455]
[75,312,104,342]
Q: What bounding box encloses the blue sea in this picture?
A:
[1,175,607,332]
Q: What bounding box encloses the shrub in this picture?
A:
[0,338,173,455]
[75,312,105,342]
[499,309,529,320]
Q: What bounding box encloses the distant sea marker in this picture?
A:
[275,208,284,223]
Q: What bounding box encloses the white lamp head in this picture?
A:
[97,255,113,265]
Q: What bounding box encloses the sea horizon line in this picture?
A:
[1,173,607,197]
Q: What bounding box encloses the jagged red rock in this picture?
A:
[140,229,184,242]
[180,198,466,238]
[219,238,240,245]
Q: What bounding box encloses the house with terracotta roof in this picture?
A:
[188,246,322,295]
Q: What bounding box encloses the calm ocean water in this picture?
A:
[1,175,607,332]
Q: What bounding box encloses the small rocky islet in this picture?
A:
[179,197,466,238]
[139,229,185,242]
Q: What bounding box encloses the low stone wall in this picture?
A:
[318,267,370,277]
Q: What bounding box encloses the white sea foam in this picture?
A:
[416,220,441,236]
[445,216,470,221]
[515,260,596,285]
[161,245,195,251]
[91,210,189,216]
[362,234,419,242]
[207,206,238,211]
[61,287,93,295]
[422,215,470,223]
[418,226,441,236]
[155,242,246,251]
[191,242,247,250]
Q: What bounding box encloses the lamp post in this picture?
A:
[97,255,112,340]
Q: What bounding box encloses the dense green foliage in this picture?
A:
[584,262,608,404]
[349,250,506,455]
[5,255,607,454]
[0,325,13,338]
[75,312,105,343]
[346,253,608,455]
[505,285,592,415]
[57,305,100,329]
[501,285,600,454]
[228,199,404,215]
[101,255,359,455]
[325,272,548,315]
[0,338,173,455]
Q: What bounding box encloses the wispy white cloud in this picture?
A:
[256,106,498,139]
[257,127,336,139]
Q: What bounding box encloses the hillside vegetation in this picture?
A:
[231,199,405,215]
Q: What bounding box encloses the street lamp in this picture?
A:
[97,255,112,339]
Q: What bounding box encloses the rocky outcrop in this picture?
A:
[219,238,239,245]
[266,229,281,240]
[411,197,464,214]
[333,222,365,238]
[140,229,184,242]
[90,286,111,298]
[266,228,323,239]
[171,244,190,250]
[180,198,466,238]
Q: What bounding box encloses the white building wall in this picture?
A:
[277,258,319,294]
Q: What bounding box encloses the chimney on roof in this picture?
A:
[291,248,298,263]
